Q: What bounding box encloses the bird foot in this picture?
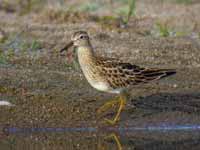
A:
[104,118,119,125]
[97,99,119,115]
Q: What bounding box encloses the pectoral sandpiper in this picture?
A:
[60,31,176,125]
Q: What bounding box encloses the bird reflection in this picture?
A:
[97,133,134,150]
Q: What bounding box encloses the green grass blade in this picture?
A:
[126,0,136,23]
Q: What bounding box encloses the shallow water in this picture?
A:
[1,124,200,150]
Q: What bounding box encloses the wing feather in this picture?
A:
[95,57,176,88]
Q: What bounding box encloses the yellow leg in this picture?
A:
[97,98,119,115]
[105,95,126,125]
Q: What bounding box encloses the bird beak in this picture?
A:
[60,41,74,53]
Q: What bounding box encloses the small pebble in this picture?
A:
[0,100,14,106]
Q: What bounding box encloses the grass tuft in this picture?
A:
[126,0,136,23]
[78,2,101,12]
[115,0,136,25]
[0,51,8,64]
[30,40,42,51]
[173,0,192,4]
[156,22,170,37]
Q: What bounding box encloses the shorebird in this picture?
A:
[60,31,176,125]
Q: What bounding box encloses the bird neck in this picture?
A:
[77,42,95,58]
[77,44,96,66]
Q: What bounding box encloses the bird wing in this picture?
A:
[95,57,176,88]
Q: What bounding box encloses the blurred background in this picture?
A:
[0,0,200,150]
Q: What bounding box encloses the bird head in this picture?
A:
[60,31,90,53]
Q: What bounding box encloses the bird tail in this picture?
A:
[141,69,176,81]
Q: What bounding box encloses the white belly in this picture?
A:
[89,80,122,94]
[90,81,110,92]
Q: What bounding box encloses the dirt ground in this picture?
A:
[0,0,200,149]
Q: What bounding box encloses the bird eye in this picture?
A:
[80,35,84,39]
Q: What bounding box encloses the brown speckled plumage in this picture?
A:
[95,58,175,89]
